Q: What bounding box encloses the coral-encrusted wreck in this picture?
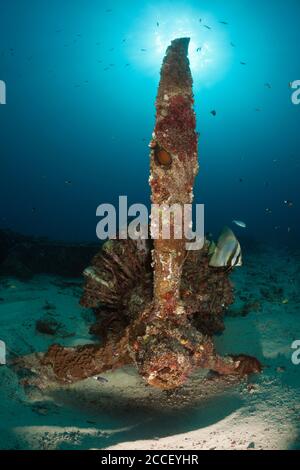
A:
[20,38,261,390]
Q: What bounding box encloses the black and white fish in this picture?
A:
[93,376,108,384]
[209,227,242,268]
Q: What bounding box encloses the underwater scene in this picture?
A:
[0,0,300,453]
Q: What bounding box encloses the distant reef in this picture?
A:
[0,229,99,280]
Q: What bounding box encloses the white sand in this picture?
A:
[0,245,300,450]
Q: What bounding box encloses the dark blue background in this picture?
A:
[0,0,299,244]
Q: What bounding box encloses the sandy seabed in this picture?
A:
[0,243,299,450]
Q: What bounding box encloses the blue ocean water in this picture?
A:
[1,1,300,451]
[0,0,299,244]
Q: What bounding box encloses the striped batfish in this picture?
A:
[209,227,242,268]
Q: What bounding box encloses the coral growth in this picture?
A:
[16,38,261,391]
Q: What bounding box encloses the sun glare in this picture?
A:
[128,4,232,86]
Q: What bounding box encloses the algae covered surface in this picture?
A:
[0,243,299,450]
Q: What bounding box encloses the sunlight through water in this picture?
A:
[128,3,233,86]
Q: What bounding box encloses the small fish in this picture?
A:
[0,340,6,365]
[288,227,291,233]
[210,110,217,116]
[230,42,236,47]
[282,299,289,305]
[196,47,202,52]
[239,178,243,183]
[93,376,108,383]
[264,83,271,89]
[240,61,246,65]
[105,9,112,13]
[204,25,211,30]
[199,18,202,23]
[31,207,37,213]
[209,227,242,268]
[65,180,72,185]
[157,22,159,27]
[265,208,272,214]
[141,48,147,52]
[219,21,228,25]
[233,220,247,229]
[284,200,293,207]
